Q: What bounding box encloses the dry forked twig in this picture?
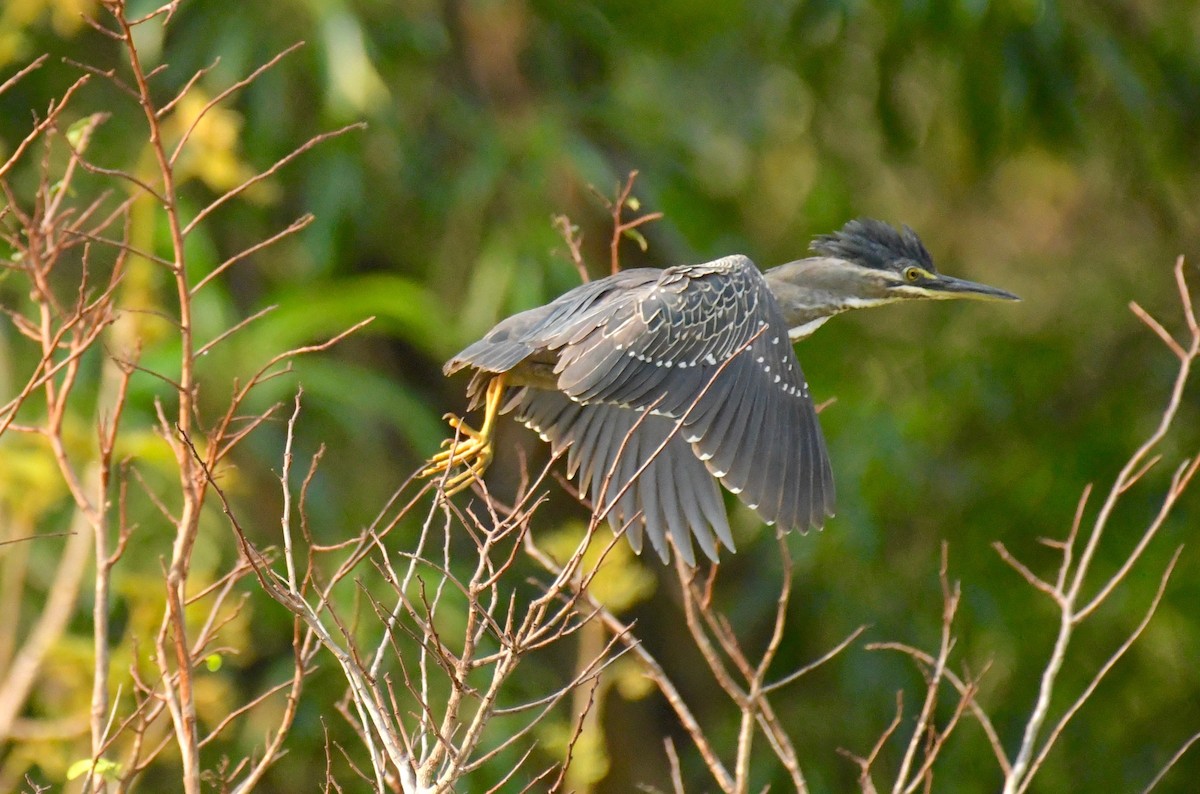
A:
[889,544,962,794]
[852,260,1197,793]
[553,170,662,284]
[188,418,406,792]
[838,692,904,794]
[673,540,810,793]
[865,642,1009,777]
[594,170,663,275]
[0,63,134,794]
[524,516,864,794]
[0,2,373,791]
[86,4,363,786]
[522,538,734,792]
[552,214,589,284]
[192,372,634,791]
[991,256,1200,794]
[846,544,984,794]
[61,5,284,786]
[0,67,91,182]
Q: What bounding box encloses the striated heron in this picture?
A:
[422,218,1018,564]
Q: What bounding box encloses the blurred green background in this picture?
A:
[2,0,1199,791]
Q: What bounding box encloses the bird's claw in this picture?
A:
[421,374,506,497]
[420,413,494,496]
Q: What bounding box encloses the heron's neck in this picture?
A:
[763,264,852,341]
[764,258,895,341]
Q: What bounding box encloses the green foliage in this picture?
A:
[66,757,120,782]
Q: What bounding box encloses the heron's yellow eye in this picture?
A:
[903,266,923,283]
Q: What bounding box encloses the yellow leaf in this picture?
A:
[541,522,656,612]
[166,91,274,200]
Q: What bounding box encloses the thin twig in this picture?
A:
[1141,729,1200,794]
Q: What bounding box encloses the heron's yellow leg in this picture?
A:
[420,374,507,495]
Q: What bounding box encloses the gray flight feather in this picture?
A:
[448,256,834,563]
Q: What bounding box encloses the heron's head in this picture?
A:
[764,218,1019,339]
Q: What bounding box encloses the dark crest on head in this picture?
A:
[809,218,935,271]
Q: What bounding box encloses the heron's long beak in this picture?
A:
[923,274,1020,302]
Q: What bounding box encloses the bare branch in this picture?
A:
[0,74,90,181]
[0,54,48,97]
[992,542,1061,602]
[182,124,364,237]
[155,56,220,118]
[552,214,589,284]
[1129,301,1185,360]
[167,43,304,160]
[1141,729,1200,794]
[839,692,903,794]
[764,624,868,694]
[1020,549,1183,789]
[191,213,314,295]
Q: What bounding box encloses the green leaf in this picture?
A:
[67,758,121,781]
[65,116,92,149]
[622,227,650,252]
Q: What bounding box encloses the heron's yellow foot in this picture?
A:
[420,415,494,494]
[420,375,506,496]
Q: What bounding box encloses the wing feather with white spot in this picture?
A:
[445,270,663,380]
[545,256,835,532]
[509,389,733,564]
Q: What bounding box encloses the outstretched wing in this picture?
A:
[510,389,733,565]
[543,256,835,533]
[445,269,663,378]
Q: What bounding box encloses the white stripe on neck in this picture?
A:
[787,315,831,340]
